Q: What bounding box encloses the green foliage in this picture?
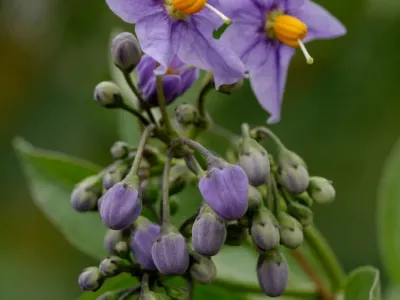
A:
[13,137,107,260]
[377,138,400,283]
[344,266,381,300]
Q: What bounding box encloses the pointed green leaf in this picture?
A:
[344,266,381,300]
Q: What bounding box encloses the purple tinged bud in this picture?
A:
[100,175,142,230]
[94,81,123,108]
[151,225,190,275]
[111,32,141,73]
[78,267,104,291]
[257,250,289,297]
[251,207,280,252]
[175,104,199,126]
[199,160,249,220]
[278,149,309,194]
[190,254,217,284]
[102,163,129,191]
[308,177,336,204]
[192,204,227,256]
[104,228,131,255]
[110,141,131,160]
[71,175,102,212]
[248,186,262,211]
[130,217,161,270]
[278,212,303,249]
[238,138,270,186]
[99,256,130,277]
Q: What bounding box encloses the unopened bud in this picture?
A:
[175,104,199,125]
[308,177,336,204]
[110,141,131,160]
[164,286,189,300]
[251,207,280,252]
[278,149,309,194]
[287,201,313,227]
[248,185,262,211]
[94,81,123,108]
[238,138,270,186]
[226,223,248,246]
[99,256,130,277]
[71,175,102,212]
[278,212,303,249]
[218,78,243,94]
[78,267,104,291]
[192,204,226,256]
[104,228,131,255]
[190,254,217,284]
[102,163,129,190]
[257,250,289,297]
[111,32,141,73]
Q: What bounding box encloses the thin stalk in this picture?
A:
[118,286,141,300]
[161,149,174,224]
[123,71,157,124]
[128,125,155,176]
[171,138,213,158]
[304,226,346,292]
[188,276,195,300]
[120,103,150,126]
[270,175,281,217]
[252,126,285,150]
[241,123,250,137]
[197,72,214,118]
[156,75,174,136]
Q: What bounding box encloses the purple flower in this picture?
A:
[130,218,161,270]
[199,163,249,220]
[137,55,199,107]
[105,0,245,88]
[219,0,346,123]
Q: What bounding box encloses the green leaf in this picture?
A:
[344,266,381,300]
[384,283,400,300]
[377,138,400,283]
[13,137,107,260]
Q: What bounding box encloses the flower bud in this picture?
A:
[175,104,199,125]
[130,217,161,270]
[308,177,336,204]
[151,225,190,275]
[192,204,227,256]
[248,185,262,211]
[225,223,248,246]
[190,254,217,284]
[238,138,270,186]
[71,175,102,212]
[251,207,280,252]
[287,201,313,227]
[278,149,309,194]
[164,286,189,300]
[111,32,141,73]
[257,250,289,297]
[94,81,123,108]
[199,161,249,220]
[102,163,129,190]
[104,228,131,255]
[218,78,243,94]
[278,212,303,249]
[100,175,142,230]
[110,141,131,160]
[78,267,104,291]
[99,256,130,277]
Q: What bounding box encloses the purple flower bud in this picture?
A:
[190,254,217,284]
[199,161,249,220]
[99,256,130,277]
[278,149,309,194]
[308,177,336,204]
[100,176,142,230]
[251,207,280,252]
[278,212,303,249]
[110,141,131,160]
[137,55,199,107]
[102,163,129,191]
[192,204,226,256]
[94,81,123,108]
[151,225,190,275]
[71,175,102,212]
[238,138,270,186]
[130,217,161,270]
[78,267,104,291]
[111,32,141,73]
[257,251,289,297]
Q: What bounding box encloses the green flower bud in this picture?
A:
[104,228,131,256]
[71,175,102,212]
[226,223,248,246]
[218,78,243,94]
[78,267,104,291]
[190,254,217,284]
[287,201,313,227]
[175,104,199,125]
[308,177,336,204]
[278,212,303,249]
[110,141,131,160]
[278,149,309,194]
[94,81,123,108]
[99,256,131,277]
[111,32,141,73]
[164,286,189,300]
[248,185,262,211]
[251,207,280,252]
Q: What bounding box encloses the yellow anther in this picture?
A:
[173,0,207,15]
[273,15,307,48]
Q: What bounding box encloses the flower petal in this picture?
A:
[135,14,183,73]
[292,1,346,42]
[285,0,306,11]
[106,0,163,23]
[180,68,200,95]
[177,17,244,88]
[249,45,295,124]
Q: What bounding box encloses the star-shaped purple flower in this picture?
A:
[106,0,245,88]
[218,0,346,123]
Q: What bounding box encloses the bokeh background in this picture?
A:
[1,0,399,299]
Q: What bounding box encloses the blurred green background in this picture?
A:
[1,0,399,299]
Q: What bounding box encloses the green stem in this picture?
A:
[188,276,195,300]
[270,175,281,217]
[304,225,346,291]
[161,149,174,224]
[209,123,240,144]
[129,125,155,175]
[252,126,285,150]
[120,103,150,126]
[171,138,213,158]
[156,75,174,137]
[123,71,157,124]
[197,72,214,118]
